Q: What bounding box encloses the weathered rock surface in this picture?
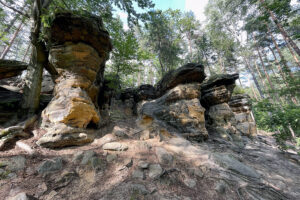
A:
[0,60,27,80]
[156,63,206,97]
[229,94,257,136]
[0,126,29,150]
[138,83,208,140]
[201,73,239,107]
[38,12,112,148]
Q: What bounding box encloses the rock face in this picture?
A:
[229,94,257,136]
[201,73,238,108]
[156,63,206,97]
[38,13,112,148]
[0,60,27,80]
[138,83,208,140]
[201,74,239,137]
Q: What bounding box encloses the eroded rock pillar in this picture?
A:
[37,13,112,148]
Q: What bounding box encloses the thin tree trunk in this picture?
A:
[256,47,276,92]
[250,82,259,101]
[254,60,267,89]
[22,0,51,115]
[0,21,23,59]
[244,57,265,98]
[0,13,20,40]
[22,44,31,62]
[260,0,300,58]
[267,46,298,105]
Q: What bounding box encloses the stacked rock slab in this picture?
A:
[138,63,207,140]
[200,74,239,137]
[229,94,257,136]
[37,13,112,148]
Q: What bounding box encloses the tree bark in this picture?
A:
[22,0,51,115]
[0,21,23,59]
[244,57,265,99]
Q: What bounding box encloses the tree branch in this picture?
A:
[0,0,30,18]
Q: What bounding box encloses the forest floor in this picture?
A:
[0,116,300,200]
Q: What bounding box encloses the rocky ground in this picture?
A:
[1,115,299,200]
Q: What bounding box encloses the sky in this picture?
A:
[117,0,209,29]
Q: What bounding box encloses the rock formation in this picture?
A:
[229,94,257,136]
[137,63,208,140]
[156,63,206,97]
[199,74,240,138]
[37,13,112,148]
[138,83,207,140]
[0,60,27,80]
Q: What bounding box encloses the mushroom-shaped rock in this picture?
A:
[201,73,239,107]
[38,12,112,148]
[156,63,206,97]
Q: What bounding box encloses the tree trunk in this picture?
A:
[254,60,267,89]
[260,0,300,58]
[22,44,31,62]
[0,21,23,59]
[22,0,51,115]
[244,57,265,99]
[256,47,276,92]
[0,13,20,40]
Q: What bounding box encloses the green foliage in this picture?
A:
[253,99,300,140]
[233,85,246,95]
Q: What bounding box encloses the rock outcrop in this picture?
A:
[138,83,208,141]
[229,94,257,136]
[37,13,112,148]
[156,63,206,97]
[200,74,239,138]
[0,60,27,80]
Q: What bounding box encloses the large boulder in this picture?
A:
[201,73,239,108]
[138,83,208,141]
[156,63,206,97]
[0,60,27,80]
[38,13,112,148]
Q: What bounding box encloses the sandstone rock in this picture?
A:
[155,147,173,165]
[130,184,149,195]
[229,94,257,136]
[138,161,149,169]
[39,12,112,148]
[36,124,94,148]
[102,142,128,151]
[7,192,36,200]
[6,156,26,172]
[183,178,196,188]
[201,73,238,107]
[136,84,157,101]
[132,169,145,179]
[213,153,261,179]
[138,83,207,140]
[229,94,252,113]
[149,164,163,179]
[37,158,63,174]
[41,74,54,94]
[106,154,117,162]
[207,103,235,127]
[81,151,97,165]
[156,63,206,97]
[0,126,29,150]
[0,60,27,80]
[236,122,257,136]
[46,12,112,58]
